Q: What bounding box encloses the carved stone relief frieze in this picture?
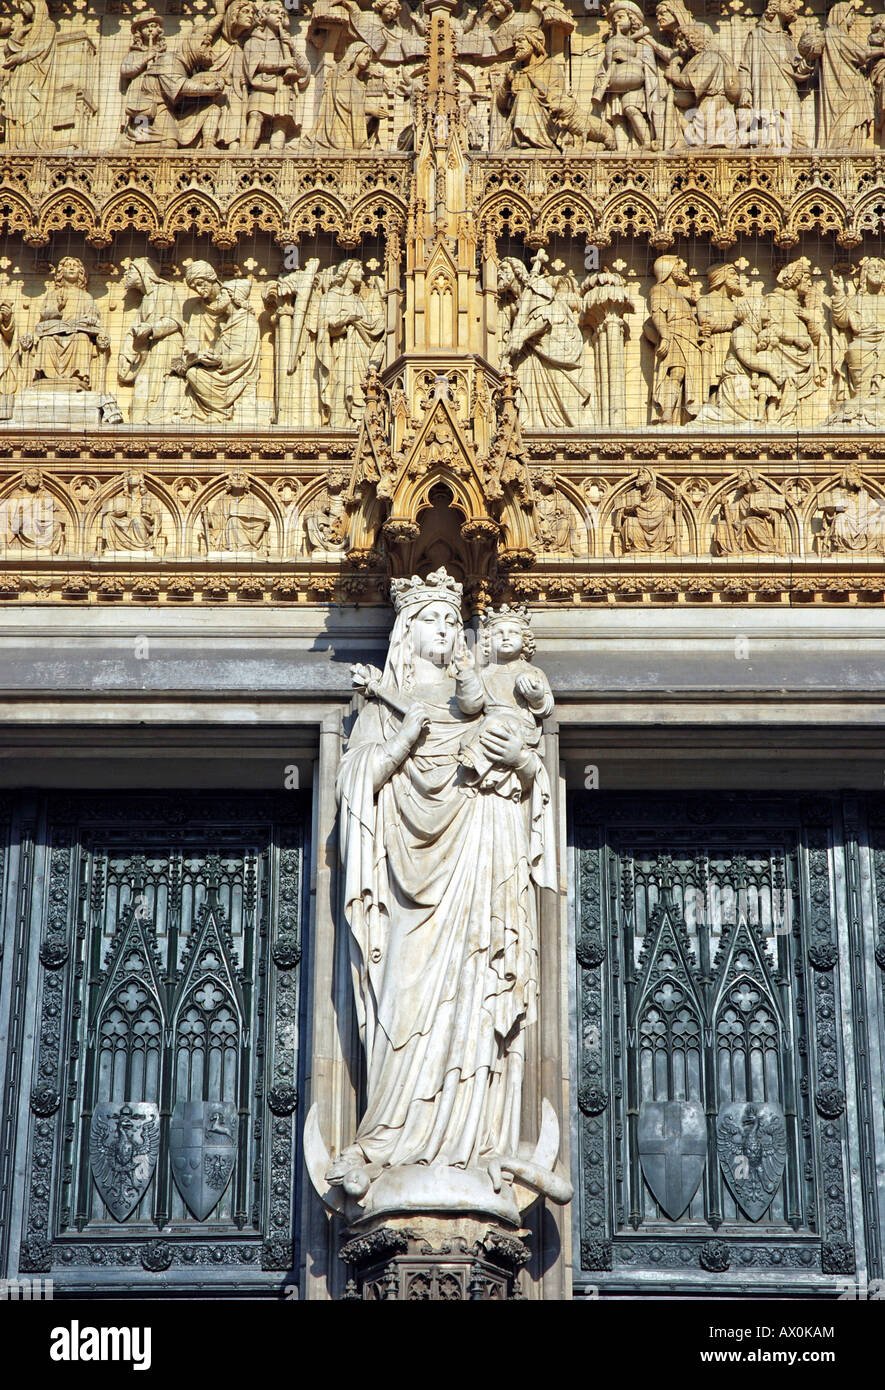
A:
[0,234,878,437]
[1,0,884,159]
[0,0,880,610]
[1,449,885,602]
[0,239,392,432]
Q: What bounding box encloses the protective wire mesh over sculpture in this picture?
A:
[305,570,572,1225]
[1,242,884,435]
[5,0,885,155]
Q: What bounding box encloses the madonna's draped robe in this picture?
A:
[336,670,555,1172]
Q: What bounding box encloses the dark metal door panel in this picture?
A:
[572,792,871,1296]
[852,798,885,1284]
[0,792,308,1295]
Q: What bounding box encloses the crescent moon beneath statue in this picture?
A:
[303,1104,349,1217]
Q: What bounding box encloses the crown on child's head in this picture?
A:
[390,567,463,615]
[480,603,536,655]
[480,603,533,633]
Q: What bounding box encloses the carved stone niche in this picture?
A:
[382,480,499,591]
[339,1218,529,1301]
[344,372,538,607]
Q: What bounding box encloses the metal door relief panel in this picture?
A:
[170,1101,238,1221]
[7,793,308,1292]
[858,800,885,1279]
[717,1102,787,1222]
[90,1103,160,1222]
[0,797,22,1276]
[572,793,860,1294]
[638,1101,707,1221]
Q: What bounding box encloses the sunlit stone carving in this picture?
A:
[121,10,226,149]
[497,251,594,430]
[306,42,387,149]
[1,0,56,147]
[819,463,885,552]
[305,467,350,557]
[98,471,165,557]
[738,0,813,150]
[667,22,741,149]
[210,0,258,150]
[315,259,385,427]
[199,469,270,554]
[827,258,885,426]
[713,468,786,555]
[2,467,64,552]
[615,467,678,555]
[580,267,635,427]
[263,256,321,428]
[243,0,311,150]
[798,2,874,150]
[532,466,583,555]
[0,292,17,420]
[117,259,186,426]
[308,0,424,66]
[592,0,666,150]
[171,261,262,425]
[22,257,108,393]
[497,27,612,151]
[14,257,121,427]
[696,263,743,402]
[646,254,707,424]
[697,258,825,428]
[0,0,96,149]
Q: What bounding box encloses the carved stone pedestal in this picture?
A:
[338,1218,529,1301]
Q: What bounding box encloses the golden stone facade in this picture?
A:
[0,0,884,608]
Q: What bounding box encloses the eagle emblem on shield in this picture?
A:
[90,1101,160,1221]
[170,1100,238,1220]
[717,1100,787,1221]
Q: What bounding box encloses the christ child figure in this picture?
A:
[454,603,553,789]
[869,16,885,130]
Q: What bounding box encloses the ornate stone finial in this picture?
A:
[389,566,463,613]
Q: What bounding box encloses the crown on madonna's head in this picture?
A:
[390,568,463,614]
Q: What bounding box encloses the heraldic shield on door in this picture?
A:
[170,1101,239,1222]
[572,792,885,1296]
[0,793,308,1294]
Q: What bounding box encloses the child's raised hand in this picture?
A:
[447,631,474,679]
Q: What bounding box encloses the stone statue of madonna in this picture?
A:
[309,567,570,1225]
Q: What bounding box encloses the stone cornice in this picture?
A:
[472,151,884,250]
[1,149,881,250]
[0,152,410,248]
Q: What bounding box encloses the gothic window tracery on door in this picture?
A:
[573,793,861,1293]
[4,794,307,1291]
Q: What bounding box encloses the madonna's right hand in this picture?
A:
[400,704,429,746]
